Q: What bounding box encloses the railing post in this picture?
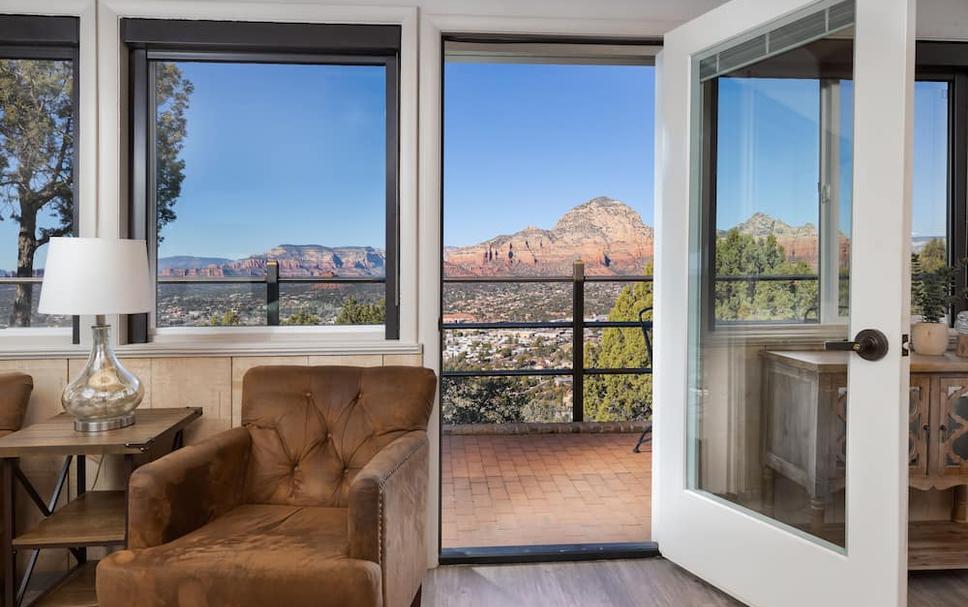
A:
[266,260,280,326]
[573,259,584,423]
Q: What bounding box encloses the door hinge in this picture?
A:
[902,334,910,357]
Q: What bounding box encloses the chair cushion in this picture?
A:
[240,365,436,507]
[96,505,382,607]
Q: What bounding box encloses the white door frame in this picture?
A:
[417,13,669,567]
[652,0,915,605]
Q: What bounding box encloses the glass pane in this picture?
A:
[0,284,71,329]
[689,7,855,549]
[279,283,384,326]
[911,81,949,268]
[441,376,573,424]
[153,61,387,326]
[443,328,572,371]
[443,282,571,323]
[157,282,266,327]
[0,58,75,328]
[714,76,820,323]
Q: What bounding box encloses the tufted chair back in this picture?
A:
[240,365,436,507]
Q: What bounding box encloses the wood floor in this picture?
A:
[422,558,968,606]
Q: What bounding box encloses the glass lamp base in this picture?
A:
[74,412,136,432]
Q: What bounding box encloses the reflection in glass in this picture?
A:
[689,4,855,549]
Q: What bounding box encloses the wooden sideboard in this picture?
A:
[762,350,968,569]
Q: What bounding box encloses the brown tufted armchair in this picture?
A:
[96,365,437,607]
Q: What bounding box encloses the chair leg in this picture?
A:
[410,585,423,607]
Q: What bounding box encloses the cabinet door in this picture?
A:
[908,376,930,476]
[933,378,968,477]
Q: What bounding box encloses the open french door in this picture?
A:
[653,0,914,606]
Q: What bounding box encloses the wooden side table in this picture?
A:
[0,407,202,606]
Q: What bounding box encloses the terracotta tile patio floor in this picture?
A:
[441,432,652,548]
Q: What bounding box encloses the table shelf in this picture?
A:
[14,491,125,550]
[32,561,98,607]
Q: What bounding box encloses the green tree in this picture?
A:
[918,238,947,273]
[714,229,818,322]
[283,308,321,326]
[154,63,194,242]
[0,59,192,326]
[209,310,240,326]
[583,265,654,422]
[335,297,385,325]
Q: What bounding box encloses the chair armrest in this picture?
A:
[348,431,429,607]
[127,426,251,549]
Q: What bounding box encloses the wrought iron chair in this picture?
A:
[633,306,654,453]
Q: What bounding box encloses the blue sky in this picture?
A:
[156,61,387,261]
[0,61,951,270]
[444,62,655,247]
[715,77,947,237]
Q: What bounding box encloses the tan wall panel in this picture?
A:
[231,356,309,426]
[307,354,382,367]
[150,357,231,443]
[383,353,424,366]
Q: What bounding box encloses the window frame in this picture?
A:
[0,15,80,342]
[701,42,968,331]
[122,19,401,341]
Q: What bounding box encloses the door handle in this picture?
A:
[824,329,889,362]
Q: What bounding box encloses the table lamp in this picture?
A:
[38,238,152,432]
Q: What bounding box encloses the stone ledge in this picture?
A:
[443,420,650,435]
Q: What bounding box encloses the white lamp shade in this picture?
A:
[38,238,153,315]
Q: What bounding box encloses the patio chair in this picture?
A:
[632,307,654,453]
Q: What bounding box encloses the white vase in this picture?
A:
[912,322,949,356]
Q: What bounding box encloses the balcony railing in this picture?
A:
[157,260,385,326]
[441,262,823,422]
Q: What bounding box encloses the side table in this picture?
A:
[0,407,202,606]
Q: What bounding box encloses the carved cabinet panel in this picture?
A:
[935,378,968,478]
[909,376,931,476]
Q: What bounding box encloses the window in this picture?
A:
[123,20,401,340]
[0,16,79,330]
[705,40,960,326]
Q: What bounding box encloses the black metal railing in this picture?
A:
[441,260,653,423]
[157,260,385,325]
[440,262,824,422]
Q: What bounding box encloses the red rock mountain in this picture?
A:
[444,197,655,277]
[727,211,820,266]
[158,245,384,278]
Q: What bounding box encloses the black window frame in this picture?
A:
[0,14,80,341]
[122,19,401,341]
[916,42,968,323]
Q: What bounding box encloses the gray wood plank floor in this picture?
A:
[422,559,968,606]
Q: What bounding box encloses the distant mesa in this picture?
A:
[444,196,655,277]
[158,244,385,278]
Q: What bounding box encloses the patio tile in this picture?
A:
[441,432,651,548]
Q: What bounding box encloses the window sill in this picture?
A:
[0,326,421,360]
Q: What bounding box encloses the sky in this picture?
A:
[156,61,387,261]
[443,62,655,247]
[714,77,948,238]
[0,58,953,270]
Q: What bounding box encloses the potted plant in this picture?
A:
[911,253,965,355]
